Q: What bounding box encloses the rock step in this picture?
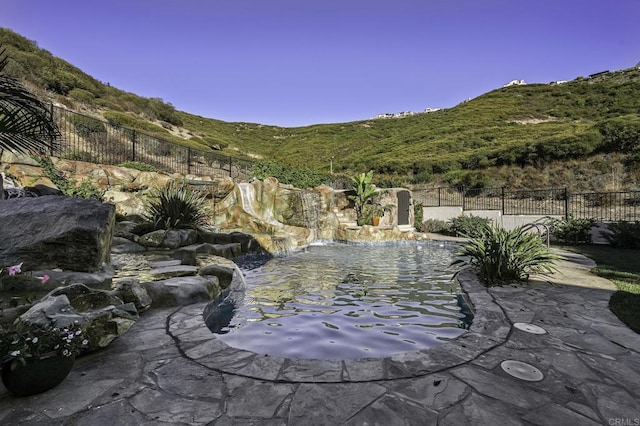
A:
[146,265,199,280]
[148,259,182,268]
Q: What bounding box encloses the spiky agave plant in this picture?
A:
[144,180,209,230]
[453,223,559,285]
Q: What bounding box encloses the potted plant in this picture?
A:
[371,201,395,226]
[0,321,88,397]
[0,262,85,398]
[360,195,395,227]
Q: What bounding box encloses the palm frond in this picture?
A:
[0,46,60,154]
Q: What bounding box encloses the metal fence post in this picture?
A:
[462,186,466,211]
[131,130,137,162]
[501,186,505,215]
[564,188,569,220]
[50,103,55,156]
[187,148,192,175]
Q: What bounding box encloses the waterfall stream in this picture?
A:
[237,183,281,226]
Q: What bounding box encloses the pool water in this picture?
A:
[207,241,471,359]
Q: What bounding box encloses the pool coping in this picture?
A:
[167,267,510,383]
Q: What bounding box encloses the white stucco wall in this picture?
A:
[423,207,564,231]
[422,206,463,222]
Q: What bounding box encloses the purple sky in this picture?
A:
[2,0,639,127]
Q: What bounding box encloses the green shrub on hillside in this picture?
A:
[444,170,491,190]
[598,115,640,154]
[253,160,329,189]
[69,114,106,139]
[147,97,183,126]
[68,88,95,103]
[4,27,640,183]
[103,111,201,149]
[104,111,142,129]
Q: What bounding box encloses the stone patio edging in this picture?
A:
[166,267,512,383]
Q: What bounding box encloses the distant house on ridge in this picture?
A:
[503,79,526,87]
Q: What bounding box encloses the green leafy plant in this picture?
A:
[69,113,106,139]
[118,161,158,172]
[144,180,209,229]
[421,219,451,234]
[449,215,492,238]
[453,224,559,285]
[546,215,597,244]
[61,149,95,162]
[67,88,95,103]
[34,156,103,201]
[413,201,424,231]
[348,170,378,226]
[65,177,104,201]
[601,221,640,249]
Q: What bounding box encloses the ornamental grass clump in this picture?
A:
[453,223,559,285]
[144,180,209,230]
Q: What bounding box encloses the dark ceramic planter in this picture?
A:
[1,354,75,397]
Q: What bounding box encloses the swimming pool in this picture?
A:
[205,241,471,359]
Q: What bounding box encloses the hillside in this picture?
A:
[1,27,639,191]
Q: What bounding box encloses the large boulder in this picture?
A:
[0,196,115,272]
[112,278,153,313]
[143,276,220,308]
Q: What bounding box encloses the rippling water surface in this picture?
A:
[212,241,469,359]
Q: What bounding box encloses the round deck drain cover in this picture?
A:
[501,360,544,382]
[513,322,547,335]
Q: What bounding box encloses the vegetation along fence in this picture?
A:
[413,186,640,222]
[50,105,254,181]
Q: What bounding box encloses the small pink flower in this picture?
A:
[38,274,50,284]
[7,263,23,276]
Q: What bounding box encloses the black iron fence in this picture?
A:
[413,186,640,222]
[50,105,254,181]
